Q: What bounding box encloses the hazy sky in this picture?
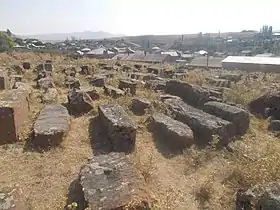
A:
[1,0,279,35]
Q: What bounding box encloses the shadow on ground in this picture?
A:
[64,178,87,210]
[88,116,112,155]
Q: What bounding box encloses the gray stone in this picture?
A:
[145,80,166,91]
[104,85,125,98]
[165,80,211,107]
[37,77,54,90]
[63,67,76,77]
[203,101,250,135]
[248,91,280,117]
[236,182,280,210]
[131,98,151,114]
[98,104,137,153]
[22,62,31,70]
[0,72,9,90]
[89,76,105,87]
[165,99,235,145]
[42,88,58,104]
[64,76,80,89]
[68,88,99,114]
[206,77,231,88]
[0,89,30,144]
[79,152,149,210]
[33,104,70,148]
[268,120,280,131]
[160,94,182,101]
[149,113,194,148]
[80,65,90,75]
[119,79,137,95]
[219,73,242,82]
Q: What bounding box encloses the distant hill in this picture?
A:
[20,31,124,41]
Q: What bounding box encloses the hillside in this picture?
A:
[20,31,124,41]
[0,52,280,209]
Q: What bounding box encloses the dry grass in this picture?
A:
[1,52,280,210]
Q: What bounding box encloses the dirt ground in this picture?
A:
[1,52,280,210]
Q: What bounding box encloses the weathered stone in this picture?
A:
[160,94,181,101]
[42,88,58,104]
[12,65,24,75]
[89,76,105,87]
[79,153,149,210]
[64,76,80,89]
[63,67,76,77]
[98,104,137,153]
[206,77,231,88]
[98,62,107,68]
[131,98,151,114]
[203,101,250,136]
[0,73,9,90]
[33,104,70,148]
[0,189,26,210]
[119,79,137,95]
[145,80,166,91]
[115,61,121,66]
[103,65,114,71]
[165,99,235,144]
[80,65,90,75]
[104,85,125,98]
[166,80,211,107]
[236,182,280,210]
[122,65,131,71]
[12,75,22,83]
[268,119,280,131]
[134,64,142,69]
[68,88,99,114]
[265,107,280,120]
[219,73,242,82]
[44,63,53,72]
[37,77,54,90]
[22,62,31,70]
[36,63,45,73]
[248,91,280,117]
[149,113,194,148]
[12,82,32,95]
[0,89,29,144]
[147,67,160,75]
[36,70,51,81]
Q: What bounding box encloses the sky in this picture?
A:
[1,0,280,36]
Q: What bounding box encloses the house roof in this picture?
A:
[222,56,280,65]
[111,53,170,63]
[161,51,179,57]
[189,57,223,68]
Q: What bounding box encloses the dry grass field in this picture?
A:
[0,52,280,210]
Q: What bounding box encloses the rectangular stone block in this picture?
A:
[165,99,235,145]
[0,89,30,144]
[203,101,250,136]
[79,152,149,210]
[149,113,194,149]
[0,72,9,90]
[33,104,70,148]
[98,104,137,153]
[165,80,211,107]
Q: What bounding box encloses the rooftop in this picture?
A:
[222,56,280,65]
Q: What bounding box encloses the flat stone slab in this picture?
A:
[119,79,137,95]
[0,89,30,144]
[79,152,149,210]
[165,80,211,107]
[206,77,231,88]
[145,80,166,91]
[131,98,151,115]
[104,85,125,98]
[89,76,105,87]
[33,104,70,148]
[0,72,9,90]
[68,88,99,114]
[203,101,250,136]
[98,104,137,153]
[149,113,194,149]
[165,99,235,145]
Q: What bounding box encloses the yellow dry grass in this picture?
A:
[0,52,280,210]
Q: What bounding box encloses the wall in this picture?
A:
[222,62,280,73]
